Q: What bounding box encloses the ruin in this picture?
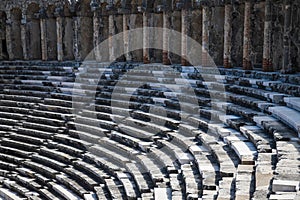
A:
[0,0,299,200]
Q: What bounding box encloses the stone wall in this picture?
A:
[0,0,299,73]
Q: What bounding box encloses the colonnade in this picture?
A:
[0,0,298,73]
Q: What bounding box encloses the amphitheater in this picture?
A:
[0,0,299,199]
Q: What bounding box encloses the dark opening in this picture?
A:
[2,39,8,59]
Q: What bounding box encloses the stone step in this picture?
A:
[284,97,300,112]
[0,187,26,200]
[268,106,300,137]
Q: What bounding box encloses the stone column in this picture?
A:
[21,14,28,60]
[223,3,232,68]
[73,16,81,61]
[181,8,190,66]
[55,8,64,61]
[40,8,48,61]
[93,11,101,61]
[143,11,150,64]
[202,5,209,67]
[123,13,132,61]
[282,0,293,73]
[163,11,170,65]
[5,11,13,60]
[262,0,272,72]
[0,32,2,60]
[108,14,115,61]
[243,1,252,70]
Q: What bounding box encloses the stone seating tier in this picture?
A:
[0,63,299,199]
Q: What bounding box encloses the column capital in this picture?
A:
[21,17,27,25]
[39,7,47,19]
[196,0,210,7]
[6,19,12,26]
[90,0,100,12]
[138,0,153,12]
[54,7,64,17]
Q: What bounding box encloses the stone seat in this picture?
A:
[9,133,45,145]
[0,99,37,109]
[149,147,178,171]
[84,152,122,175]
[37,104,74,114]
[67,121,109,139]
[227,84,287,104]
[0,187,26,200]
[98,137,142,159]
[93,104,131,117]
[135,154,166,184]
[0,106,30,115]
[5,84,55,92]
[194,154,219,190]
[43,98,72,107]
[230,141,257,165]
[0,146,33,158]
[118,124,155,140]
[9,175,43,195]
[0,112,23,121]
[0,94,43,103]
[2,89,50,98]
[17,127,54,139]
[166,131,195,150]
[31,154,68,172]
[158,140,193,165]
[268,106,300,137]
[254,116,300,184]
[235,165,255,200]
[32,109,73,120]
[22,121,62,133]
[55,143,85,157]
[124,117,171,133]
[0,153,26,165]
[110,131,153,152]
[75,115,117,130]
[272,180,299,193]
[72,160,110,183]
[204,141,238,177]
[0,117,19,126]
[39,148,76,164]
[95,96,141,109]
[80,109,122,122]
[240,125,274,153]
[47,76,75,82]
[67,129,102,144]
[26,115,65,127]
[0,160,18,171]
[38,188,62,200]
[63,167,99,190]
[125,162,153,193]
[1,138,40,151]
[226,75,300,97]
[54,134,92,149]
[47,182,81,200]
[115,171,139,200]
[23,161,60,180]
[89,145,131,167]
[104,177,127,199]
[284,97,300,112]
[217,177,235,200]
[182,164,201,198]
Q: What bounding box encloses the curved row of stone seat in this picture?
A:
[0,61,298,199]
[0,64,133,198]
[99,65,300,198]
[67,63,262,198]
